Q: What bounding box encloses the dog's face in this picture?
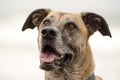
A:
[22,9,111,71]
[37,11,88,71]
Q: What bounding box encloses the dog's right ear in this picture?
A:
[22,9,51,31]
[81,12,112,38]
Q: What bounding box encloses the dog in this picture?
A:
[22,9,111,80]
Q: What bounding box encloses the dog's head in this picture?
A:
[22,9,111,71]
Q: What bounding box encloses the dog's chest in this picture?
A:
[45,71,95,80]
[45,70,82,80]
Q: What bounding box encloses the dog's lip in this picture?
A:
[40,44,74,66]
[40,53,73,66]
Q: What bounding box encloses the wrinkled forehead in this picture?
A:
[47,11,87,31]
[46,11,81,24]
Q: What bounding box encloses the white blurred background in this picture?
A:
[0,0,120,80]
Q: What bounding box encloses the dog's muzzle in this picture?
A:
[39,27,74,71]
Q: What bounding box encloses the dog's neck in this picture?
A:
[45,44,95,80]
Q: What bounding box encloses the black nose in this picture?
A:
[41,28,57,39]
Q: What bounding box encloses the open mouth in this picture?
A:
[40,45,58,63]
[40,45,73,68]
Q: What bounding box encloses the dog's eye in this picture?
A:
[66,23,76,30]
[43,20,50,26]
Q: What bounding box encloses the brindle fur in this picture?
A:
[22,9,111,80]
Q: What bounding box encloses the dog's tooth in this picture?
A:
[56,55,64,60]
[60,55,64,58]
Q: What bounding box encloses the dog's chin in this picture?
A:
[39,45,74,71]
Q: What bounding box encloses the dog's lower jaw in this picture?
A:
[45,44,95,80]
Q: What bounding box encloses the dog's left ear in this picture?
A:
[81,12,112,37]
[22,9,51,31]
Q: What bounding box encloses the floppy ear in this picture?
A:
[22,9,51,31]
[81,12,112,37]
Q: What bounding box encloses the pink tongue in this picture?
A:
[40,53,57,63]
